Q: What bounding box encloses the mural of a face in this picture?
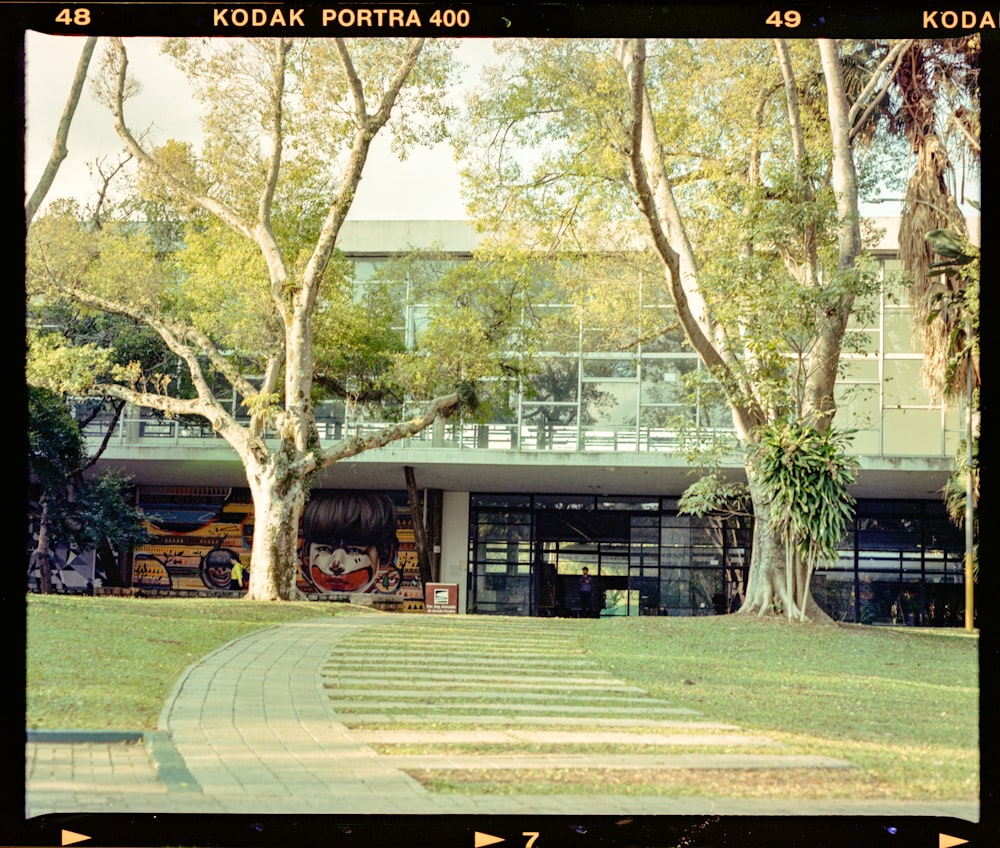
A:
[202,548,235,590]
[308,542,379,593]
[300,492,398,594]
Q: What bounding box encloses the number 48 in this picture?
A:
[55,7,92,25]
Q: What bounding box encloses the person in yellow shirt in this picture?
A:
[229,558,245,591]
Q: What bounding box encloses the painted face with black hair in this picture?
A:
[308,540,380,593]
[301,492,398,593]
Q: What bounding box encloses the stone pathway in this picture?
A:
[321,616,852,777]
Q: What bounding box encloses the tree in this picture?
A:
[882,39,980,625]
[751,419,858,621]
[457,37,912,620]
[28,386,147,592]
[888,38,980,402]
[27,37,473,600]
[26,36,98,223]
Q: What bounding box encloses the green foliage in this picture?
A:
[677,473,750,518]
[26,329,114,396]
[28,387,148,559]
[751,418,859,567]
[28,386,86,488]
[69,471,150,553]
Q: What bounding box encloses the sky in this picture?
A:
[25,34,980,222]
[24,33,498,220]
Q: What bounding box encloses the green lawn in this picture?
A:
[25,594,979,801]
[26,594,366,730]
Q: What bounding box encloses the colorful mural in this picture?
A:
[134,487,251,592]
[27,544,104,592]
[132,486,424,606]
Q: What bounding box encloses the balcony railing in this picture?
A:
[81,413,735,455]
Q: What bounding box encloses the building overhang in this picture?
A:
[92,442,953,501]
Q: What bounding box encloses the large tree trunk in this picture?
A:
[33,499,54,595]
[244,459,310,601]
[739,472,833,622]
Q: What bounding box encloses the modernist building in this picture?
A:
[60,218,976,626]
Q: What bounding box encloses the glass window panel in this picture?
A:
[944,402,963,430]
[835,384,880,430]
[525,359,579,402]
[599,497,659,510]
[885,309,918,354]
[640,358,698,404]
[858,500,922,517]
[699,395,732,429]
[882,260,909,306]
[843,327,879,353]
[583,358,638,379]
[351,260,379,282]
[639,406,696,430]
[584,382,637,427]
[535,495,595,510]
[839,358,880,382]
[882,408,944,456]
[472,494,531,508]
[883,358,930,406]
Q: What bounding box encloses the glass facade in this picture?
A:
[72,222,971,624]
[468,495,965,623]
[316,247,955,462]
[467,494,751,618]
[813,500,966,625]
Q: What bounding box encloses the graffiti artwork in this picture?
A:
[130,486,423,606]
[133,487,252,591]
[298,492,400,594]
[27,544,103,592]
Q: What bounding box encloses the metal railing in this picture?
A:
[81,413,736,455]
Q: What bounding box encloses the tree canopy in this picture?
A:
[26,37,494,600]
[454,36,919,619]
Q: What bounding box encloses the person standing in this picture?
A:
[578,566,595,618]
[229,558,245,591]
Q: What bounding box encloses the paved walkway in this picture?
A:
[26,614,979,821]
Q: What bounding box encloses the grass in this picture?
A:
[580,616,980,800]
[25,595,980,801]
[25,594,369,730]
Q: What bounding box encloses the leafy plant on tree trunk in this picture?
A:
[750,419,858,621]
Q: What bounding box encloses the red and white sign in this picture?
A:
[425,582,459,614]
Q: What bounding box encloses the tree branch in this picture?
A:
[26,36,98,223]
[849,39,913,137]
[316,392,460,469]
[105,39,252,240]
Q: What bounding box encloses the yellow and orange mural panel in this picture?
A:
[132,486,423,606]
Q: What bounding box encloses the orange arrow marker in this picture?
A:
[939,835,968,848]
[475,833,505,848]
[62,831,91,846]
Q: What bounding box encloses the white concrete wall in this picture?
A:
[438,491,471,613]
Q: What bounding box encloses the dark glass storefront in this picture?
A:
[813,499,968,626]
[468,495,967,625]
[468,494,750,618]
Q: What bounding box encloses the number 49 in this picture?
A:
[766,10,801,27]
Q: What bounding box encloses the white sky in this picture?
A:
[24,33,498,220]
[25,34,979,221]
